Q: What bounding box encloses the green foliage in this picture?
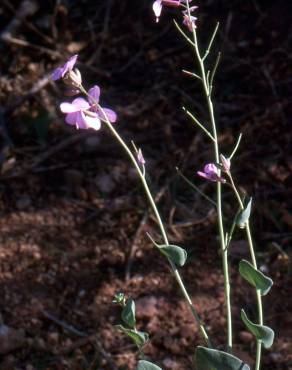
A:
[159,245,187,267]
[241,310,274,349]
[136,360,163,370]
[116,325,149,348]
[236,198,252,229]
[121,298,136,328]
[239,260,273,296]
[195,346,250,370]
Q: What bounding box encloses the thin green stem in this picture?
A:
[229,133,242,160]
[228,173,263,370]
[185,0,232,352]
[173,20,196,47]
[182,106,215,142]
[176,167,216,207]
[79,84,211,347]
[202,22,219,61]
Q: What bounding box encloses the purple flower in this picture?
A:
[182,5,198,31]
[51,55,78,81]
[197,163,226,183]
[183,14,197,31]
[88,85,117,123]
[153,0,181,22]
[137,149,146,165]
[60,97,101,130]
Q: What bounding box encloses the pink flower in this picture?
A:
[137,149,145,165]
[88,85,117,123]
[182,5,198,31]
[183,14,197,31]
[60,97,101,130]
[153,0,181,22]
[197,163,226,183]
[51,55,78,81]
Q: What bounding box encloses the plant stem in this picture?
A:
[79,85,211,347]
[185,0,232,352]
[228,173,263,369]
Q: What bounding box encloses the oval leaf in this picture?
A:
[195,346,250,370]
[137,360,163,370]
[241,310,274,349]
[236,198,252,228]
[239,259,273,296]
[116,325,149,348]
[122,298,136,328]
[159,245,187,266]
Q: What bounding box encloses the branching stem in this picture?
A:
[79,84,211,348]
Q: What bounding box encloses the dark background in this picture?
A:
[0,0,291,369]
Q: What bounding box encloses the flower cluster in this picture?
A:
[153,0,198,30]
[197,155,231,184]
[51,55,117,130]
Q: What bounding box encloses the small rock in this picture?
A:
[162,358,180,369]
[239,331,253,343]
[47,332,59,345]
[0,325,26,355]
[96,174,115,193]
[136,296,158,319]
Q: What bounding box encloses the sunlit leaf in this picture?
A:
[159,245,187,267]
[195,346,250,370]
[137,360,163,370]
[241,310,274,349]
[239,259,273,296]
[116,325,149,348]
[121,298,136,328]
[236,198,252,228]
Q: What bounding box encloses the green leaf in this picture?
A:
[239,260,273,296]
[241,310,274,349]
[236,198,252,228]
[195,346,250,370]
[121,298,136,328]
[116,325,149,348]
[137,360,163,370]
[159,245,187,267]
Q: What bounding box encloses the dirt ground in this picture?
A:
[0,0,291,369]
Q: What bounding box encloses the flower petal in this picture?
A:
[153,0,162,21]
[65,112,78,126]
[75,111,101,130]
[65,55,78,72]
[51,67,63,81]
[99,107,117,123]
[88,85,101,104]
[71,97,90,110]
[60,102,79,113]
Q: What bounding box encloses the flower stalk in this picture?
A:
[78,84,211,347]
[184,0,233,352]
[228,172,264,370]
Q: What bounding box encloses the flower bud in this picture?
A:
[137,149,146,165]
[220,154,231,173]
[68,68,82,87]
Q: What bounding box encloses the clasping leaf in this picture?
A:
[236,198,252,229]
[137,360,163,370]
[241,310,274,349]
[239,259,273,296]
[195,346,250,370]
